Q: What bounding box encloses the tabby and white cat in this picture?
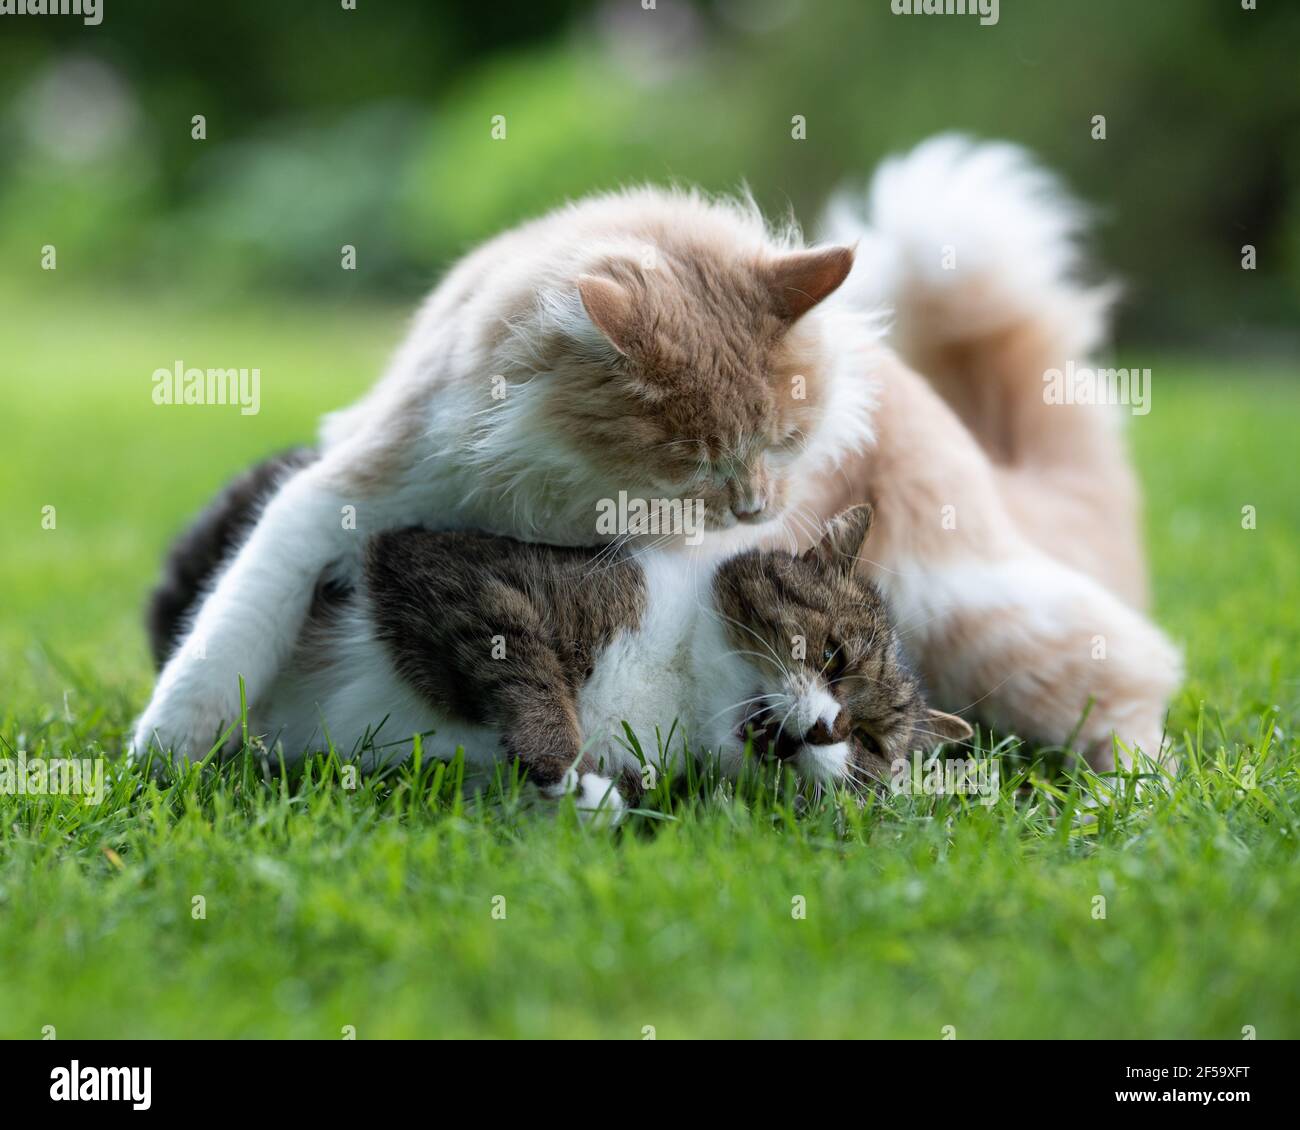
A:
[133,189,875,760]
[240,505,970,817]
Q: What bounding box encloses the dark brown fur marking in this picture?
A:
[146,447,318,668]
[365,528,646,788]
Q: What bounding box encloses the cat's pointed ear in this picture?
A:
[801,504,872,575]
[920,709,974,750]
[577,274,637,355]
[766,246,854,321]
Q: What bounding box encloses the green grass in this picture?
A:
[2,282,1298,1039]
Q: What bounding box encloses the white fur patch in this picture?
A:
[797,741,851,784]
[540,770,625,824]
[573,772,624,824]
[576,550,710,780]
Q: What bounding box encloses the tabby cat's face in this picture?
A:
[712,507,972,787]
[543,244,856,538]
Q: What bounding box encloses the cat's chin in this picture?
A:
[792,741,851,786]
[666,519,776,562]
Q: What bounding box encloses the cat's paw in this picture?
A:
[574,772,625,824]
[129,689,242,768]
[542,769,625,826]
[896,552,1182,776]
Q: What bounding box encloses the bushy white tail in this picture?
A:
[821,134,1119,466]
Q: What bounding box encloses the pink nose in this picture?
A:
[732,500,767,522]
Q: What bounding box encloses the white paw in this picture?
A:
[130,690,242,766]
[541,770,625,825]
[575,772,624,822]
[894,553,1182,775]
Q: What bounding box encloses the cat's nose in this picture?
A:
[805,720,836,746]
[731,498,768,523]
[805,714,848,746]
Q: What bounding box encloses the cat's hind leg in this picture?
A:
[812,355,1180,774]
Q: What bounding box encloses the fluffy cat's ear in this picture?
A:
[766,246,854,320]
[577,274,637,355]
[802,504,873,575]
[920,709,974,749]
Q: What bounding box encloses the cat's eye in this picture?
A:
[822,643,845,679]
[856,728,883,756]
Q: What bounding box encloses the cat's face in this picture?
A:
[543,244,855,537]
[713,506,971,786]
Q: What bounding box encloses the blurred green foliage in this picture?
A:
[1,0,1297,345]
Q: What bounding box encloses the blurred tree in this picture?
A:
[0,0,1295,345]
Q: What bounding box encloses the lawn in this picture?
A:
[1,281,1297,1039]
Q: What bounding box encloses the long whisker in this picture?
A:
[704,692,784,726]
[947,671,1020,717]
[726,648,793,674]
[711,609,789,672]
[775,695,801,741]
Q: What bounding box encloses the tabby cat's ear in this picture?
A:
[802,504,873,576]
[577,274,637,355]
[766,246,854,321]
[921,710,974,750]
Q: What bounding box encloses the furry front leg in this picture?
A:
[495,660,624,822]
[131,461,358,762]
[499,684,588,793]
[364,529,624,816]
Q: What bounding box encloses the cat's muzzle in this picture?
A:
[739,706,803,762]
